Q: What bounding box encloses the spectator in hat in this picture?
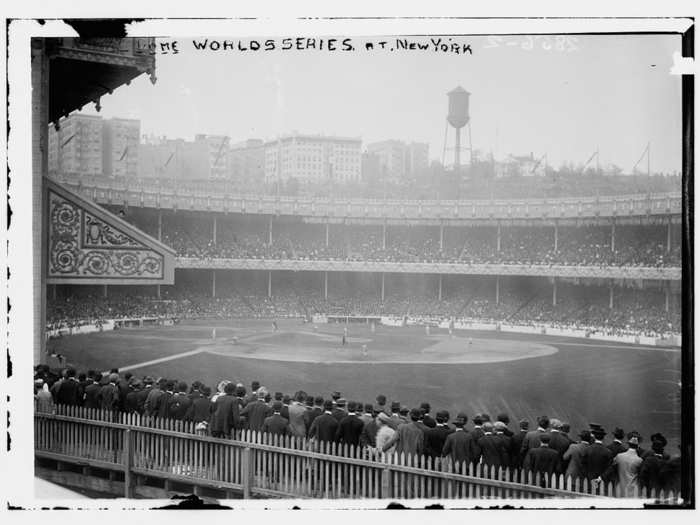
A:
[55,367,81,406]
[660,445,681,495]
[608,427,628,457]
[388,401,403,429]
[493,421,513,467]
[133,376,154,415]
[262,401,291,437]
[335,401,365,446]
[308,400,339,443]
[210,382,240,439]
[360,408,380,449]
[167,381,193,420]
[425,410,454,460]
[144,378,165,417]
[383,408,425,457]
[478,422,510,472]
[563,430,592,481]
[605,432,643,497]
[639,434,669,495]
[375,394,389,416]
[520,415,550,460]
[304,396,324,436]
[287,391,307,438]
[442,412,473,468]
[241,389,272,432]
[510,419,529,469]
[186,385,213,427]
[124,380,143,414]
[375,413,396,456]
[359,403,374,427]
[582,427,614,481]
[548,419,571,474]
[155,380,175,419]
[98,373,121,412]
[420,402,436,428]
[83,373,103,410]
[523,433,561,487]
[497,413,515,438]
[243,380,261,406]
[471,414,486,444]
[332,398,348,422]
[280,394,291,420]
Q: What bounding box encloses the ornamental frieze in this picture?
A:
[48,190,165,280]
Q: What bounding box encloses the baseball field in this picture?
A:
[47,318,682,450]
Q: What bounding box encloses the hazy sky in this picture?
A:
[82,34,682,173]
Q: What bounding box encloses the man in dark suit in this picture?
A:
[241,391,272,432]
[309,400,339,443]
[442,412,473,469]
[497,413,515,438]
[582,428,614,481]
[493,421,513,471]
[167,382,193,420]
[124,381,143,414]
[607,427,628,457]
[332,398,348,422]
[547,419,572,474]
[469,414,486,467]
[133,377,154,415]
[510,419,529,469]
[360,408,380,448]
[243,381,261,406]
[523,433,561,487]
[305,396,324,436]
[155,380,175,419]
[425,410,454,460]
[420,402,437,428]
[336,401,365,446]
[262,401,291,436]
[98,373,121,412]
[477,422,510,474]
[186,385,213,425]
[55,368,81,406]
[639,434,669,496]
[210,382,240,438]
[520,415,550,459]
[83,373,103,409]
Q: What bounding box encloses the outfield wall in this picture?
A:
[47,314,681,348]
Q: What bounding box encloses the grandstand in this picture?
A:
[48,173,682,343]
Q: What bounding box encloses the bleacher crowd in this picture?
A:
[35,365,682,497]
[47,286,680,339]
[147,220,682,268]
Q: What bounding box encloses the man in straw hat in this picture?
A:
[604,431,643,497]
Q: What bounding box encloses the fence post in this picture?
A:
[124,428,134,498]
[381,467,392,499]
[242,447,254,498]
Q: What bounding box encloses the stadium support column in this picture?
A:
[665,283,670,312]
[381,273,385,302]
[496,222,501,253]
[268,216,273,245]
[666,219,672,253]
[552,278,557,306]
[213,215,217,245]
[495,276,500,305]
[32,40,49,365]
[157,210,162,301]
[439,224,444,251]
[438,275,443,301]
[212,270,216,298]
[103,285,108,298]
[554,222,558,252]
[609,285,614,309]
[325,222,329,247]
[324,271,328,300]
[268,271,272,298]
[382,221,387,250]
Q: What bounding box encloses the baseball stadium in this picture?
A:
[25,34,688,503]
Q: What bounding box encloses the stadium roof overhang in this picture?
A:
[45,177,175,285]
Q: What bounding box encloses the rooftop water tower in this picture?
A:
[445,86,472,172]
